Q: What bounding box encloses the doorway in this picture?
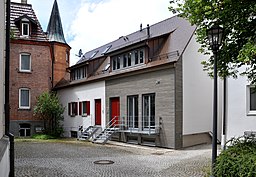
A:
[95,99,102,125]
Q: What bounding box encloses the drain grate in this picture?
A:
[94,160,115,165]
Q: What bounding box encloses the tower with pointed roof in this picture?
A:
[47,0,71,87]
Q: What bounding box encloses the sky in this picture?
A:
[11,0,173,65]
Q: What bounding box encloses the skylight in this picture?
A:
[89,50,98,59]
[101,45,112,55]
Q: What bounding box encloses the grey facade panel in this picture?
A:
[106,67,176,148]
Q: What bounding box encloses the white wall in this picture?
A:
[57,81,105,137]
[0,0,5,139]
[183,35,215,135]
[226,70,256,140]
[0,142,10,177]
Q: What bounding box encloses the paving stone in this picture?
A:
[15,140,211,177]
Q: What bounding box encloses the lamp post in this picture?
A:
[206,25,224,173]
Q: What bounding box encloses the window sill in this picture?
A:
[81,114,88,117]
[18,70,32,74]
[18,108,31,111]
[70,115,76,117]
[247,111,256,116]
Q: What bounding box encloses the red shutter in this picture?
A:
[86,101,90,115]
[79,102,82,115]
[75,102,78,115]
[68,103,71,115]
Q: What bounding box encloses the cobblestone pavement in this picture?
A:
[15,139,211,177]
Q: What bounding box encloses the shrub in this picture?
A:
[214,136,256,177]
[32,134,56,140]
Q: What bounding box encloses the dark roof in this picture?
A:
[76,16,196,65]
[10,2,47,41]
[46,0,66,44]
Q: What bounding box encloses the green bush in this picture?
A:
[214,136,256,177]
[32,134,56,140]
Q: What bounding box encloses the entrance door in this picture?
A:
[110,97,120,126]
[95,99,101,125]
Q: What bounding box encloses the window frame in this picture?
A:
[21,22,30,37]
[247,85,256,115]
[142,93,155,130]
[20,53,31,72]
[68,102,78,116]
[19,88,30,109]
[79,101,90,116]
[127,95,139,129]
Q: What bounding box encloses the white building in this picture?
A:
[0,1,10,177]
[226,68,256,140]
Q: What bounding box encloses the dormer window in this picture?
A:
[22,22,29,36]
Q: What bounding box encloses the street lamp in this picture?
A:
[207,25,224,173]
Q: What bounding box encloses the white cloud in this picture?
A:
[69,0,172,65]
[11,0,173,66]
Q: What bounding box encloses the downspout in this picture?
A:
[5,0,14,176]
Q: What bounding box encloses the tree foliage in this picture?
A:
[169,0,256,83]
[34,92,65,136]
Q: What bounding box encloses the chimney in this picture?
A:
[140,24,142,32]
[147,24,150,38]
[21,0,27,4]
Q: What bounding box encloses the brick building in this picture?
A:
[10,0,70,136]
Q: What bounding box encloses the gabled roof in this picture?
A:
[10,2,47,41]
[46,0,66,44]
[76,16,196,65]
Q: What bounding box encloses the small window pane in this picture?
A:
[140,50,144,63]
[135,50,139,64]
[20,89,29,108]
[250,88,256,110]
[22,23,29,36]
[128,53,132,66]
[21,54,31,71]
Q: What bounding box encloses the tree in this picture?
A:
[169,0,256,83]
[34,92,65,137]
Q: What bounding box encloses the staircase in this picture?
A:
[93,116,120,144]
[79,126,100,141]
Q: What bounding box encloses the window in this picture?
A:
[123,54,127,68]
[19,123,31,137]
[111,48,145,71]
[66,50,69,63]
[79,101,90,116]
[112,56,121,70]
[128,52,132,66]
[20,53,31,72]
[135,50,139,64]
[139,50,144,63]
[127,95,138,129]
[142,94,155,130]
[68,102,78,116]
[89,50,98,59]
[102,45,112,55]
[19,88,30,109]
[70,66,86,81]
[248,86,256,115]
[22,23,29,36]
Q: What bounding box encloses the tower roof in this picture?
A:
[47,0,66,44]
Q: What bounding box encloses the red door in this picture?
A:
[110,97,120,126]
[95,99,101,125]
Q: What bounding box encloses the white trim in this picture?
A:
[19,53,31,72]
[19,88,30,109]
